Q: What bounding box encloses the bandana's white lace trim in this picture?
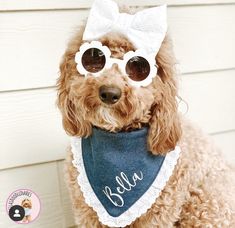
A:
[71,137,181,227]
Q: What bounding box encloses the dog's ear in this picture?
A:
[28,200,32,209]
[57,27,92,137]
[21,199,25,206]
[148,36,182,155]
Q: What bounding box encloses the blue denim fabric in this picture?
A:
[82,127,165,217]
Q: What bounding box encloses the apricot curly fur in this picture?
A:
[57,20,235,228]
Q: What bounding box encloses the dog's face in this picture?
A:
[57,29,181,155]
[21,199,32,209]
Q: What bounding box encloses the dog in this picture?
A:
[57,2,235,228]
[21,199,32,223]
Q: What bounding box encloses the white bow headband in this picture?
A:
[83,0,167,55]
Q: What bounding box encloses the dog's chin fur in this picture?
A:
[57,23,235,228]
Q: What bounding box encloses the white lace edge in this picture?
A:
[71,137,181,227]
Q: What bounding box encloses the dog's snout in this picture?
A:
[99,85,121,104]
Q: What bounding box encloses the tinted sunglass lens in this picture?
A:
[125,56,150,81]
[81,48,106,73]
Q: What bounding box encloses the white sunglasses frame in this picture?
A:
[75,41,157,87]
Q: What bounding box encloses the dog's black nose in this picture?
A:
[99,85,121,104]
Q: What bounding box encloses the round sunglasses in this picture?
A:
[75,41,157,87]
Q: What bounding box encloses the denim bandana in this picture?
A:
[71,127,181,227]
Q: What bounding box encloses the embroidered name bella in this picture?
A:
[103,171,143,207]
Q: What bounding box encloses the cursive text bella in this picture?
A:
[103,171,143,207]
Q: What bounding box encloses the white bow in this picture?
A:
[83,0,167,55]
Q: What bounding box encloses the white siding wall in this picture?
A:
[0,0,235,227]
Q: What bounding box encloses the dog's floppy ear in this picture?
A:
[57,86,85,136]
[21,199,25,206]
[57,27,92,137]
[148,36,182,155]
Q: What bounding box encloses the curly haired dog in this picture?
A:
[57,11,235,228]
[21,199,32,223]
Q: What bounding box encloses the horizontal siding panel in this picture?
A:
[180,69,235,134]
[0,10,87,92]
[0,88,69,170]
[169,5,235,73]
[1,0,235,11]
[0,69,234,169]
[212,131,235,166]
[1,5,235,91]
[0,162,64,228]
